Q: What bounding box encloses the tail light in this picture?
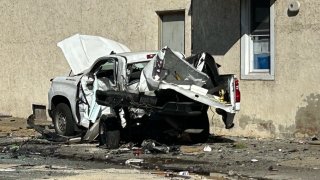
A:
[235,78,240,102]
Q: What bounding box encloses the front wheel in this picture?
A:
[53,103,75,136]
[99,115,121,149]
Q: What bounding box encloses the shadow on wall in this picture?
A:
[191,0,241,55]
[191,0,275,55]
[295,94,320,137]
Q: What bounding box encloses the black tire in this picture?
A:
[99,116,120,149]
[188,113,210,143]
[53,103,75,136]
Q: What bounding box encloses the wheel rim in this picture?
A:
[55,112,67,133]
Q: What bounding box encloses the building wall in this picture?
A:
[193,0,320,138]
[0,0,191,118]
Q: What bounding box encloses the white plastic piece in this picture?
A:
[178,171,190,176]
[190,85,208,96]
[125,159,144,165]
[203,145,212,152]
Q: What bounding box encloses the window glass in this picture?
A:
[101,59,115,71]
[127,62,148,83]
[97,59,115,84]
[251,1,270,71]
[251,1,270,34]
[241,0,274,80]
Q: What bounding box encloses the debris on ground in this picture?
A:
[308,136,320,145]
[180,146,204,155]
[268,165,278,171]
[165,171,191,179]
[288,148,299,153]
[119,142,136,149]
[203,145,212,152]
[1,132,320,179]
[108,147,133,155]
[132,147,143,156]
[311,136,318,141]
[27,115,81,143]
[227,170,235,176]
[141,139,170,154]
[125,158,144,168]
[178,171,191,179]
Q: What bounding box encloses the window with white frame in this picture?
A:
[241,0,275,80]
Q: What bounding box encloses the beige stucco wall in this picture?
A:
[0,0,192,118]
[209,0,320,138]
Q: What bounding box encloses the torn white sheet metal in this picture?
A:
[79,75,93,128]
[195,53,206,71]
[139,48,209,92]
[82,119,100,142]
[156,48,208,86]
[57,34,130,75]
[158,82,235,113]
[139,47,237,113]
[87,75,102,123]
[79,74,115,128]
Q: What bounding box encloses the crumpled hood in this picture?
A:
[57,34,130,75]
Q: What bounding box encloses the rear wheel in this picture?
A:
[53,103,75,136]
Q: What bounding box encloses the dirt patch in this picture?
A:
[0,117,37,137]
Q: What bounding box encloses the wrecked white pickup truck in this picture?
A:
[48,34,240,147]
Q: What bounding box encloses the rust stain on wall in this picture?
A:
[295,94,320,136]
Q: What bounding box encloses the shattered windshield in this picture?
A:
[131,62,148,70]
[127,62,148,83]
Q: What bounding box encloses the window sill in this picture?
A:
[241,73,274,80]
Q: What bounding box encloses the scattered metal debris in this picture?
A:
[165,171,191,179]
[108,147,132,155]
[132,147,143,156]
[27,115,81,143]
[125,158,144,168]
[141,139,170,154]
